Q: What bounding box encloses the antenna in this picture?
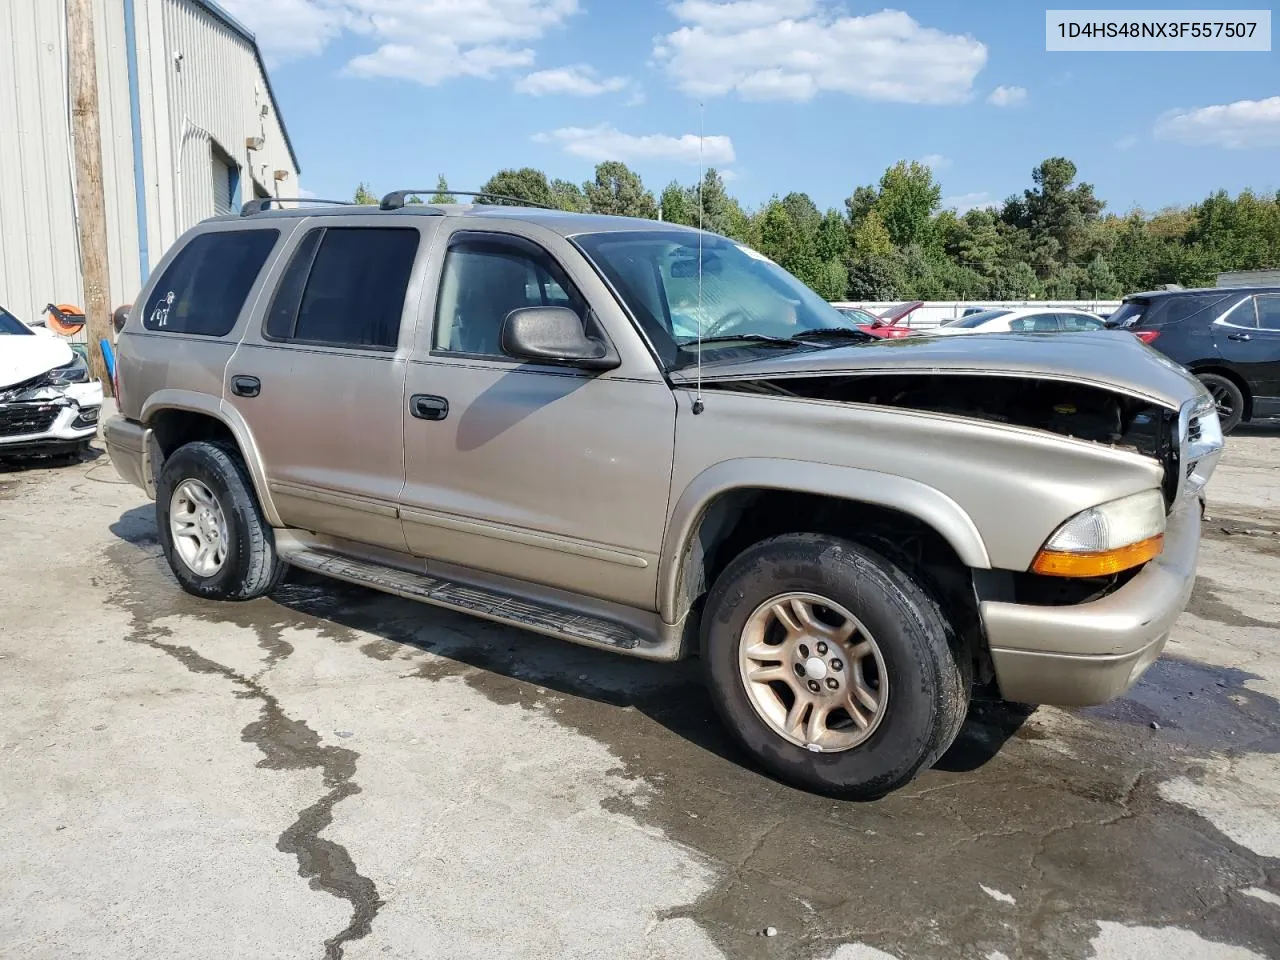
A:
[693,102,705,416]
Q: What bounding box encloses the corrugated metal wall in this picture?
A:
[0,0,140,327]
[0,0,297,333]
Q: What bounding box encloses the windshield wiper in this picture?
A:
[678,334,797,347]
[789,327,874,342]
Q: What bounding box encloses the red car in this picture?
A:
[837,301,925,339]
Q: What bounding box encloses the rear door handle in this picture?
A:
[1227,332,1252,342]
[410,394,449,421]
[230,375,260,398]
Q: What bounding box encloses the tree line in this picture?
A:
[352,161,1280,302]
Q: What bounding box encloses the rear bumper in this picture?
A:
[103,415,152,495]
[980,498,1200,707]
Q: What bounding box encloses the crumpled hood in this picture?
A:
[0,333,73,388]
[671,330,1205,410]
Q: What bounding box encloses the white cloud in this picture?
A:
[1154,96,1280,149]
[533,124,735,164]
[219,0,580,85]
[653,1,987,104]
[515,65,630,96]
[987,85,1027,107]
[1115,134,1139,151]
[918,153,951,169]
[941,192,997,214]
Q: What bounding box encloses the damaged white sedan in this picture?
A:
[0,305,103,458]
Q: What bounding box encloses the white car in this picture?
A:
[926,307,1107,336]
[1,305,104,457]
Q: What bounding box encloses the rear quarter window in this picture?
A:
[142,229,279,336]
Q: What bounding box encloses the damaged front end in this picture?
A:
[0,355,104,455]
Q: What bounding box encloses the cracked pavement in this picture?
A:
[1,422,1278,959]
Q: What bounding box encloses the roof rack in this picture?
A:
[239,197,354,217]
[379,190,553,211]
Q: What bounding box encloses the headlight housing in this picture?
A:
[48,353,90,384]
[1031,489,1166,577]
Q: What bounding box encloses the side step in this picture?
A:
[283,546,645,652]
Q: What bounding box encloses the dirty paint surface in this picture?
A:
[1,426,1279,959]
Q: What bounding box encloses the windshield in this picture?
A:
[839,307,880,325]
[942,309,1011,328]
[0,307,32,335]
[574,230,857,369]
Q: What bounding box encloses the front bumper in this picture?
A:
[0,381,103,454]
[981,498,1200,707]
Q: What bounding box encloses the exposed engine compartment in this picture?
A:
[706,372,1178,460]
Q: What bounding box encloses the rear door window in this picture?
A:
[265,226,420,350]
[1252,296,1280,331]
[1060,313,1103,331]
[143,229,279,336]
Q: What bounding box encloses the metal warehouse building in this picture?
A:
[0,0,299,328]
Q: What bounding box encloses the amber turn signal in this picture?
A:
[1031,534,1165,578]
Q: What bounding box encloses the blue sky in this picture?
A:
[222,0,1279,216]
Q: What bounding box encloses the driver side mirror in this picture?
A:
[500,307,620,371]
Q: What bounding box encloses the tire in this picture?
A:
[156,441,285,600]
[1197,373,1245,435]
[701,533,971,800]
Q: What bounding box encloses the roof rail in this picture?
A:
[239,197,355,216]
[379,189,553,211]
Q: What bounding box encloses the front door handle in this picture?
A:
[230,375,260,398]
[410,394,449,421]
[1227,332,1252,342]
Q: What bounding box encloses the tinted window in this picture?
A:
[267,227,419,349]
[1060,313,1103,331]
[434,233,588,357]
[1155,293,1236,327]
[0,307,31,335]
[1009,314,1060,333]
[944,309,1011,329]
[1220,297,1258,328]
[1256,296,1280,331]
[143,230,278,336]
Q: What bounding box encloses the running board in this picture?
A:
[281,545,666,656]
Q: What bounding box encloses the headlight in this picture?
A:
[48,353,90,384]
[1031,489,1166,578]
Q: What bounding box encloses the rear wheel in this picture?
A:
[701,534,971,799]
[156,441,285,600]
[1197,373,1245,434]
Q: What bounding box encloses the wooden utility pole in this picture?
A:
[67,0,114,396]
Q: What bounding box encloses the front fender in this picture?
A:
[657,458,991,624]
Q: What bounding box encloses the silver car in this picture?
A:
[105,196,1223,798]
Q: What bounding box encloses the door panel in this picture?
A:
[1215,295,1280,404]
[400,360,676,608]
[399,225,676,610]
[225,218,436,551]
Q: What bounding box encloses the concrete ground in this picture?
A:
[1,420,1278,960]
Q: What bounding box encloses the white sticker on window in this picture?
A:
[151,291,175,327]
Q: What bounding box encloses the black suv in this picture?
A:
[1106,286,1280,434]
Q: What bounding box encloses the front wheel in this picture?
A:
[701,534,971,799]
[1197,373,1245,435]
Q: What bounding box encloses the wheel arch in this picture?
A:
[659,458,991,626]
[1186,364,1253,422]
[141,390,281,527]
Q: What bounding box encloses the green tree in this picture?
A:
[816,209,851,263]
[353,182,377,205]
[659,180,695,226]
[696,168,750,240]
[430,175,456,204]
[477,167,554,207]
[874,161,941,248]
[584,162,658,219]
[851,208,893,258]
[550,179,589,212]
[844,185,877,229]
[1083,254,1122,298]
[1003,158,1104,272]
